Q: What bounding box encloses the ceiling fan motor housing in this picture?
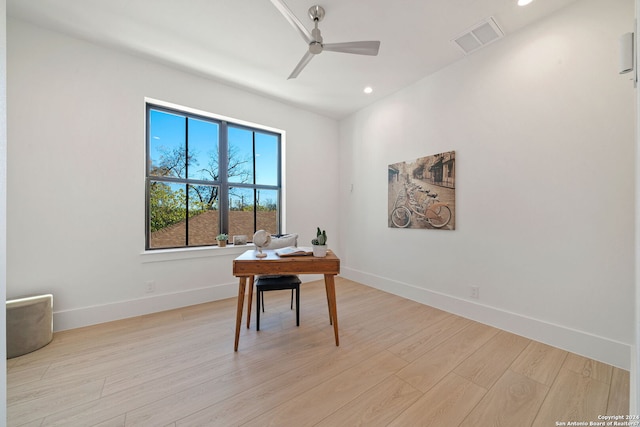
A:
[310,27,323,54]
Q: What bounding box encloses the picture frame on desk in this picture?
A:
[233,235,248,245]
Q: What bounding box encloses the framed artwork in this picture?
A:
[388,151,455,230]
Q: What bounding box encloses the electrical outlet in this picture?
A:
[470,286,480,299]
[145,281,156,293]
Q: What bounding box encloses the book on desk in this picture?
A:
[275,246,313,257]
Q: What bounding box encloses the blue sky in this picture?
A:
[149,108,279,186]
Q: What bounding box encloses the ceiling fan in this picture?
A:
[270,0,381,79]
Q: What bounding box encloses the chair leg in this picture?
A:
[295,286,300,327]
[256,289,261,331]
[256,280,301,330]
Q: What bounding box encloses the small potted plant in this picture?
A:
[311,227,328,257]
[216,233,228,247]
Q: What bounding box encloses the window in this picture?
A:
[146,103,281,250]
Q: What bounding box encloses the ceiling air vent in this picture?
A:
[452,17,504,55]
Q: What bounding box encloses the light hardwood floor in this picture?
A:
[7,278,630,426]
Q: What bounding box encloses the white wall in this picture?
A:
[1,0,7,424]
[634,0,640,413]
[6,18,340,331]
[339,0,635,369]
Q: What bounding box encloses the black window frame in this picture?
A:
[145,103,282,250]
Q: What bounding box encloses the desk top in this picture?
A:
[233,249,340,276]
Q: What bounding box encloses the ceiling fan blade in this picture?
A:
[288,51,315,79]
[270,0,313,44]
[323,41,381,56]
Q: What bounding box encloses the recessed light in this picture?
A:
[518,0,533,6]
[364,86,373,94]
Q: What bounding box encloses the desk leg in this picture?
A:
[325,283,333,326]
[324,274,339,346]
[234,277,247,351]
[246,276,255,329]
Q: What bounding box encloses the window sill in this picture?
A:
[140,244,255,263]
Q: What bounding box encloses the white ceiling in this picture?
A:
[7,0,581,119]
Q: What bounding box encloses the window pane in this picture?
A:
[187,118,219,182]
[148,181,186,248]
[255,133,278,186]
[228,126,253,184]
[256,189,278,234]
[149,110,187,179]
[188,184,219,246]
[228,187,255,238]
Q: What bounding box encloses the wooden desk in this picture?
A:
[232,249,341,351]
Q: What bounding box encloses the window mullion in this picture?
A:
[277,134,282,233]
[252,131,257,231]
[184,117,190,246]
[219,122,229,234]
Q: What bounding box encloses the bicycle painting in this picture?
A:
[388,151,456,230]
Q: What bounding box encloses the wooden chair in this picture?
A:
[255,275,301,331]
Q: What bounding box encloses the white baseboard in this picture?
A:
[343,267,631,370]
[52,270,631,371]
[52,275,323,333]
[53,282,239,332]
